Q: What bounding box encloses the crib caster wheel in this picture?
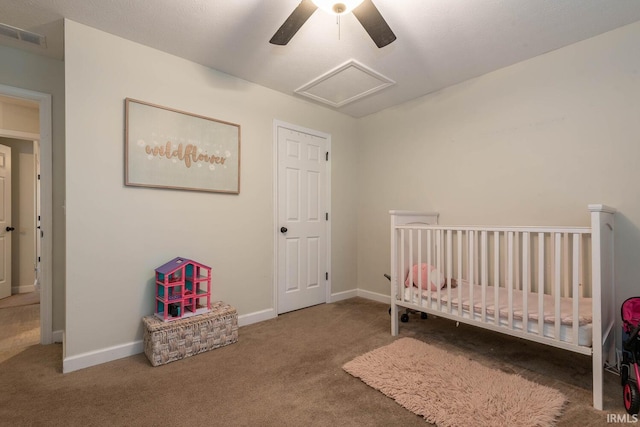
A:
[400,313,409,323]
[623,380,640,415]
[420,312,428,320]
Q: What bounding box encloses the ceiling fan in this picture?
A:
[270,0,396,48]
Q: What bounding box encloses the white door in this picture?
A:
[34,141,41,291]
[0,144,12,299]
[277,125,329,314]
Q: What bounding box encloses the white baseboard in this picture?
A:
[330,289,357,302]
[63,340,144,373]
[61,307,277,373]
[356,289,391,304]
[52,330,64,344]
[238,308,276,327]
[12,285,36,294]
[60,291,389,373]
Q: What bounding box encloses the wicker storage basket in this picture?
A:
[143,301,238,366]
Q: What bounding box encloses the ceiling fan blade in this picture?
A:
[352,0,396,48]
[270,0,318,45]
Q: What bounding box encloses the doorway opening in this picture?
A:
[0,85,53,346]
[0,138,40,349]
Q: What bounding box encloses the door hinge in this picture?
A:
[38,256,41,262]
[325,212,329,221]
[325,272,329,280]
[38,174,40,180]
[325,151,329,161]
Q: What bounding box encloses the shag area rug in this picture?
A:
[343,337,566,427]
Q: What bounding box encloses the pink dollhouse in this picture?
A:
[155,257,212,321]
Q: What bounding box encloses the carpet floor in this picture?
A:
[0,298,627,426]
[0,291,40,309]
[0,303,40,352]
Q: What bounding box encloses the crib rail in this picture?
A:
[391,223,593,353]
[389,206,615,411]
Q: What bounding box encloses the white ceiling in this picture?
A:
[2,0,640,118]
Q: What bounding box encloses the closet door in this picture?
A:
[276,124,329,314]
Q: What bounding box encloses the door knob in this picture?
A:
[280,227,288,233]
[5,226,15,232]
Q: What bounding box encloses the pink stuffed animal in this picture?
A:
[405,263,444,291]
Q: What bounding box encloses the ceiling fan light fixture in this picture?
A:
[312,0,364,15]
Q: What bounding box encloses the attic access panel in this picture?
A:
[295,60,395,108]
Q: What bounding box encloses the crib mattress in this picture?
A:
[401,284,593,347]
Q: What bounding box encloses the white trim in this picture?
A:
[238,308,276,327]
[357,289,391,304]
[272,123,278,317]
[0,84,53,346]
[12,285,36,294]
[53,329,63,343]
[63,340,144,373]
[61,307,277,372]
[330,289,357,302]
[272,120,332,315]
[0,129,39,141]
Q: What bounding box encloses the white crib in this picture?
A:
[389,205,615,410]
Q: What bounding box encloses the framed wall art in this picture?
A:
[125,98,241,194]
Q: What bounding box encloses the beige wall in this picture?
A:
[0,45,65,333]
[64,20,359,360]
[0,96,39,134]
[356,20,640,316]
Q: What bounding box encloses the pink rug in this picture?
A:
[343,337,566,427]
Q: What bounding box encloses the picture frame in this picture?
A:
[125,98,241,194]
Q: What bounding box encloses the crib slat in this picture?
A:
[554,233,562,340]
[409,231,414,305]
[436,229,442,304]
[427,229,432,304]
[515,232,520,291]
[400,229,406,304]
[457,231,462,317]
[469,231,475,320]
[507,232,514,329]
[572,233,580,344]
[447,229,452,313]
[579,234,585,298]
[475,230,480,287]
[522,232,530,329]
[417,230,422,308]
[481,231,487,322]
[538,232,545,336]
[563,232,570,298]
[580,234,586,298]
[494,231,500,326]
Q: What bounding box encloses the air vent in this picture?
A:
[0,24,19,40]
[0,22,46,47]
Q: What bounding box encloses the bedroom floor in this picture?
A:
[0,292,40,352]
[0,297,624,426]
[397,303,623,425]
